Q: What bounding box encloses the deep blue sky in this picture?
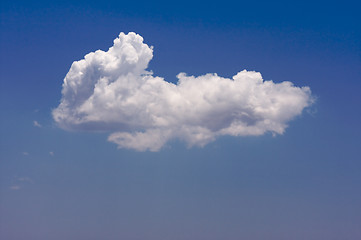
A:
[1,1,361,239]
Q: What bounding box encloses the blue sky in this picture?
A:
[1,0,360,239]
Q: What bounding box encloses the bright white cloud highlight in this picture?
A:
[53,32,313,151]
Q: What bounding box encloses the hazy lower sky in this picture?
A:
[1,1,360,239]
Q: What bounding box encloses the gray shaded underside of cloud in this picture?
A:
[53,32,313,151]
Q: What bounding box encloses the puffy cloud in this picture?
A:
[53,32,313,151]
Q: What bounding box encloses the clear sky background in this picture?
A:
[1,0,360,239]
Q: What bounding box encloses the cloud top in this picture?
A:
[53,32,313,151]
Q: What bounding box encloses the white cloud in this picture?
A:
[53,32,314,151]
[22,152,29,156]
[33,120,42,127]
[49,151,54,156]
